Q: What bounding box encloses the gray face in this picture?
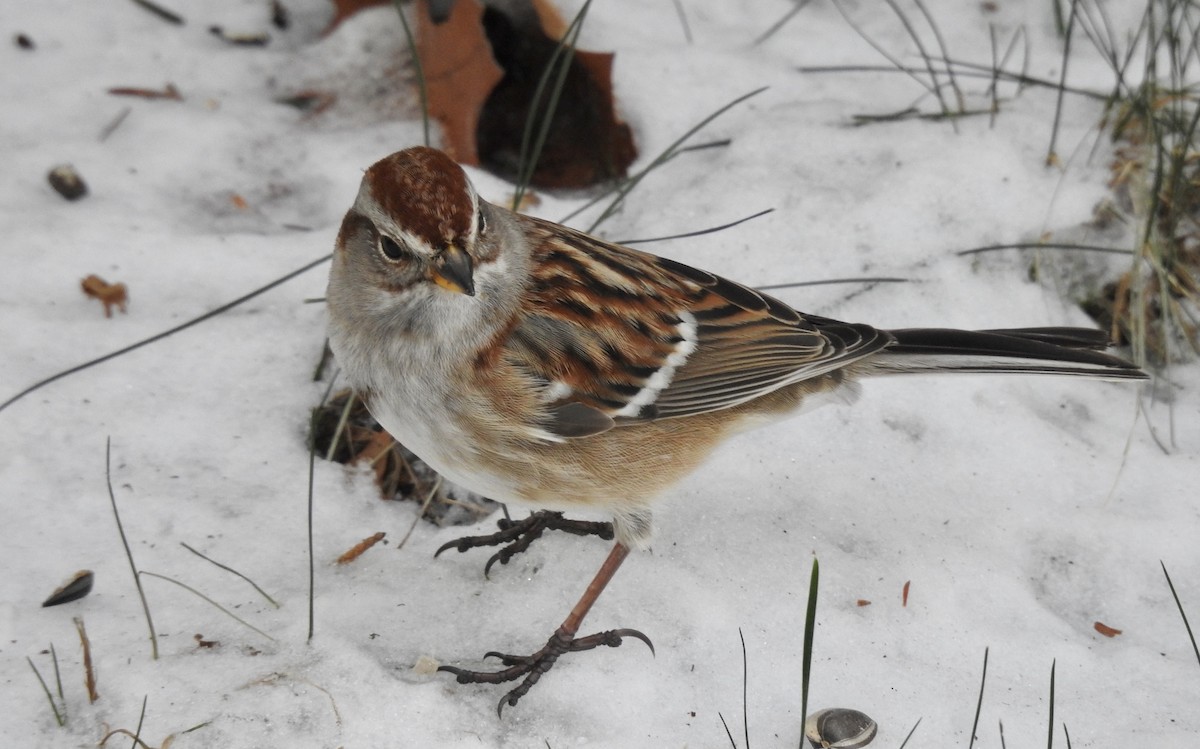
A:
[325,150,531,362]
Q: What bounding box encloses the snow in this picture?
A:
[1,0,1197,747]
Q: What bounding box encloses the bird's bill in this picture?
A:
[430,244,475,296]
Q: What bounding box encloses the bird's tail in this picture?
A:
[856,327,1148,380]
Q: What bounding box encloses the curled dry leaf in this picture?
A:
[337,531,386,564]
[902,580,911,607]
[418,0,636,187]
[415,0,503,167]
[856,599,871,607]
[1094,621,1123,637]
[42,569,95,607]
[81,275,129,318]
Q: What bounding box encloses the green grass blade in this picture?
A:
[799,557,819,749]
[50,643,65,721]
[26,656,64,727]
[967,647,988,749]
[1047,659,1056,749]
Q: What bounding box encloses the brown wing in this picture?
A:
[501,215,891,437]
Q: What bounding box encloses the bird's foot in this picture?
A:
[434,509,614,577]
[439,626,653,716]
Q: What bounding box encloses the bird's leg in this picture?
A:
[438,542,653,716]
[434,508,614,577]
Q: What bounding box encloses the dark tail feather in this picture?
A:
[864,327,1147,380]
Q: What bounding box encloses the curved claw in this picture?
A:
[613,628,655,657]
[482,650,533,665]
[496,690,519,718]
[436,664,474,684]
[482,551,506,579]
[567,628,656,656]
[433,538,465,558]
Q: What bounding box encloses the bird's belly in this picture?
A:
[368,389,524,502]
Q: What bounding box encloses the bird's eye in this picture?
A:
[476,207,487,235]
[379,235,406,261]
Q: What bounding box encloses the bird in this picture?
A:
[324,145,1146,714]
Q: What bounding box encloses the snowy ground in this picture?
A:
[2,0,1197,747]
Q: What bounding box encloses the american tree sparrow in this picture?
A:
[326,146,1146,714]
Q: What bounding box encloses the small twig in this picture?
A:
[336,532,387,564]
[128,0,184,25]
[584,87,768,233]
[618,209,775,245]
[797,61,1105,101]
[139,571,277,643]
[98,728,154,749]
[718,712,738,749]
[312,339,334,382]
[325,390,356,462]
[1161,561,1200,669]
[99,106,132,142]
[669,0,693,44]
[108,83,182,100]
[179,542,280,608]
[757,276,908,292]
[132,695,148,749]
[968,647,988,749]
[753,0,813,47]
[898,717,922,749]
[829,0,938,99]
[881,0,952,118]
[397,475,443,550]
[738,628,749,749]
[988,24,1000,128]
[74,616,99,703]
[1046,0,1080,166]
[956,242,1133,256]
[106,439,158,660]
[556,139,731,226]
[913,0,963,110]
[309,375,340,642]
[1047,659,1056,749]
